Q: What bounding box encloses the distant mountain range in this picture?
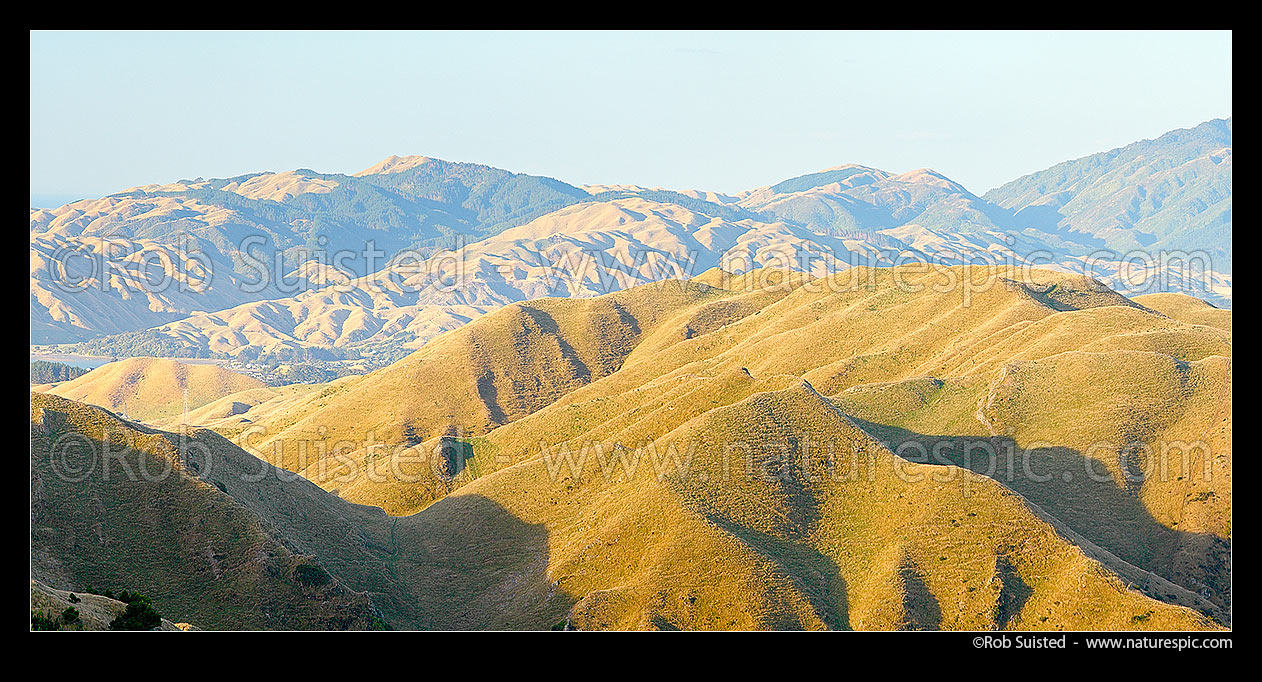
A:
[31,118,1232,354]
[30,157,588,342]
[985,118,1232,272]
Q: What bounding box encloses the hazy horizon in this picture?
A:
[28,29,1234,635]
[30,30,1231,205]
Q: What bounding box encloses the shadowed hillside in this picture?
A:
[241,278,792,481]
[184,264,1232,627]
[31,379,1219,630]
[31,580,190,631]
[31,394,380,629]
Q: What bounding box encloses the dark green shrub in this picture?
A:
[293,564,331,587]
[109,599,162,631]
[116,590,145,604]
[31,610,60,631]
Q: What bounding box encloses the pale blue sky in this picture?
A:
[30,30,1232,205]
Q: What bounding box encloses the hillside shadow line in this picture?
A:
[845,416,1230,622]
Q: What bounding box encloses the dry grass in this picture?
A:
[31,393,379,630]
[1134,292,1232,332]
[30,579,190,630]
[35,265,1231,629]
[38,357,265,421]
[422,380,1218,629]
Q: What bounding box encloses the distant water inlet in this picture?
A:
[30,354,115,371]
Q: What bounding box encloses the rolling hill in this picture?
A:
[31,344,1224,630]
[166,264,1229,627]
[31,394,382,629]
[30,157,592,341]
[67,184,1231,362]
[31,580,192,631]
[32,120,1233,348]
[985,118,1232,273]
[110,199,919,357]
[1133,292,1232,332]
[35,357,266,421]
[738,164,1010,236]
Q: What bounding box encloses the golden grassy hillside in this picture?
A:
[34,391,583,630]
[417,380,1216,630]
[38,357,266,422]
[32,389,1218,630]
[244,279,793,478]
[152,383,326,434]
[833,351,1231,617]
[1134,292,1232,332]
[197,264,1230,629]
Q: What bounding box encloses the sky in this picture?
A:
[30,30,1232,206]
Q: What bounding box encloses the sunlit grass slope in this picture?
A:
[152,382,326,434]
[245,279,793,477]
[394,380,1217,630]
[1134,292,1232,333]
[832,350,1231,617]
[200,264,1232,629]
[38,357,265,422]
[32,387,1219,630]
